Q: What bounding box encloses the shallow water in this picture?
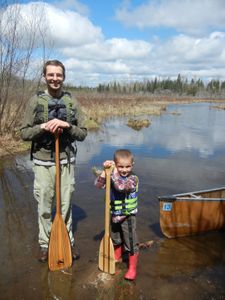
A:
[1,102,225,300]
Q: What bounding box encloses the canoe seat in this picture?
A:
[189,193,202,199]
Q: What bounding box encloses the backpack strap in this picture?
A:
[62,92,73,123]
[37,92,49,122]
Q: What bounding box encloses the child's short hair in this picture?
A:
[114,149,134,164]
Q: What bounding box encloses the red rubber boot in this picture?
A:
[124,253,139,280]
[114,245,123,262]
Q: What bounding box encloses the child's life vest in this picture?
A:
[110,177,139,216]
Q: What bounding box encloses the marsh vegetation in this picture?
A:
[75,92,166,130]
[127,118,151,131]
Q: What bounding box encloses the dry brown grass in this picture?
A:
[75,93,225,129]
[127,118,151,131]
[210,105,225,110]
[75,92,167,127]
[0,134,30,157]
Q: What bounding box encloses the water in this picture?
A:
[1,102,225,299]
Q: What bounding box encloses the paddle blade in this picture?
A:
[98,235,115,274]
[48,214,72,271]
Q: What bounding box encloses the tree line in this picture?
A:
[95,74,225,98]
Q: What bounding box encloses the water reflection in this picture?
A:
[72,102,225,195]
[1,102,225,299]
[16,102,225,168]
[64,103,225,172]
[150,103,225,158]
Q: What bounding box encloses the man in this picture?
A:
[21,60,87,262]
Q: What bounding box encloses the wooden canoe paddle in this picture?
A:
[98,166,115,274]
[48,131,72,271]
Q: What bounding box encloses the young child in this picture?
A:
[95,149,139,280]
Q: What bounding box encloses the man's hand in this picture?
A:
[40,118,70,133]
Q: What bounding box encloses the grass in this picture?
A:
[0,134,30,157]
[127,118,151,131]
[75,92,167,129]
[210,104,225,110]
[75,92,225,130]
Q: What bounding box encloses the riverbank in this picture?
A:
[0,134,29,158]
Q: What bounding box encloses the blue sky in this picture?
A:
[3,0,225,86]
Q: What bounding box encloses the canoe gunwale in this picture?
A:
[159,197,225,202]
[158,186,225,202]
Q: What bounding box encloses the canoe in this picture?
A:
[158,187,225,238]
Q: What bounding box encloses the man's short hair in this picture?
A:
[43,60,65,79]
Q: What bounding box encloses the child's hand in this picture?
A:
[103,160,115,169]
[98,160,114,178]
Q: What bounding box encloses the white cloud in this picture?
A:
[52,27,225,85]
[64,58,130,74]
[61,38,152,60]
[2,1,225,86]
[157,32,225,63]
[1,2,102,48]
[115,0,225,35]
[44,3,103,47]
